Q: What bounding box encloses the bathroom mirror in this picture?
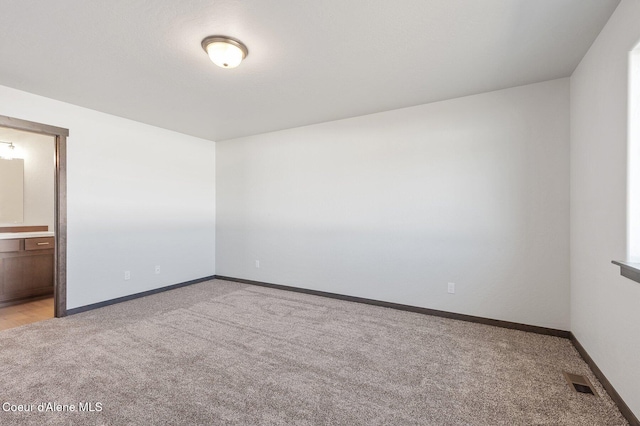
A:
[0,158,24,223]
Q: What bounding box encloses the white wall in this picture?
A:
[570,0,640,417]
[0,84,216,309]
[217,78,570,330]
[0,129,55,230]
[0,158,24,224]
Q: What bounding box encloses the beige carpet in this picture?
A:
[0,279,628,425]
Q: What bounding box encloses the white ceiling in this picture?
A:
[0,0,620,141]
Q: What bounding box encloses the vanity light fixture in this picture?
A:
[201,35,248,69]
[0,141,15,160]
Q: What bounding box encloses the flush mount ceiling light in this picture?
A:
[201,36,248,69]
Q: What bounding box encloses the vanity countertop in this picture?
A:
[0,231,55,240]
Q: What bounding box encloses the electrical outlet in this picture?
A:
[448,282,455,294]
[124,271,131,280]
[255,260,260,268]
[155,265,161,274]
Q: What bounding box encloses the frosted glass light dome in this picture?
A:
[202,36,248,69]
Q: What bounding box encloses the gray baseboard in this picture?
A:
[216,275,638,425]
[66,275,216,315]
[65,273,638,425]
[570,334,639,426]
[214,275,570,337]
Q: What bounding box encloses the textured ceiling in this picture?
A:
[0,0,620,141]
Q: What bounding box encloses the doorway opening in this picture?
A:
[0,115,67,329]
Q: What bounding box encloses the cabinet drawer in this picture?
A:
[25,237,54,251]
[0,239,22,253]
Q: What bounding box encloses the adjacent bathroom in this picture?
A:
[0,126,56,329]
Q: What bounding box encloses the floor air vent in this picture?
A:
[563,372,597,396]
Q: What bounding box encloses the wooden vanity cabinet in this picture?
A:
[0,237,54,304]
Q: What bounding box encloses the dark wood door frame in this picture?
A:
[0,115,68,317]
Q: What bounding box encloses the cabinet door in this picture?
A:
[23,254,54,290]
[2,256,24,295]
[1,253,54,301]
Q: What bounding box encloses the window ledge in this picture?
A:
[612,260,640,284]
